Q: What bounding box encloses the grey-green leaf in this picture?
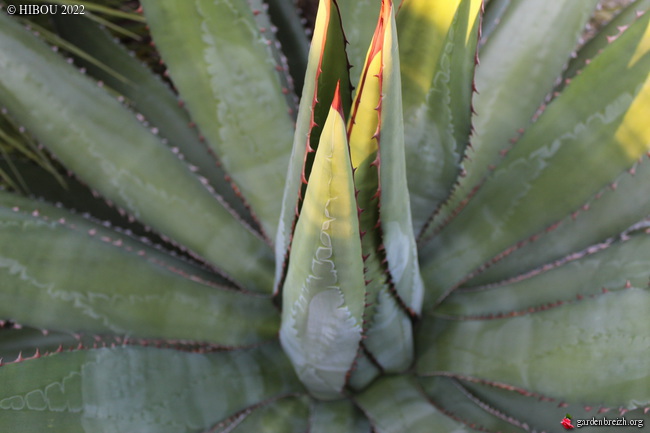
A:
[417,288,650,409]
[427,0,599,235]
[0,13,274,291]
[140,0,296,240]
[0,344,302,433]
[0,192,278,346]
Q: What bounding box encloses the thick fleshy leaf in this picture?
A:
[346,0,416,377]
[0,14,274,292]
[417,288,650,409]
[562,0,650,87]
[52,14,259,230]
[213,395,310,433]
[0,326,84,363]
[0,344,303,432]
[397,0,482,235]
[266,0,311,94]
[337,0,381,88]
[466,155,650,287]
[275,0,352,291]
[0,192,278,346]
[279,93,364,400]
[420,11,650,304]
[418,376,528,433]
[427,0,599,236]
[438,231,650,318]
[140,0,295,240]
[310,399,372,433]
[459,378,650,433]
[355,375,472,433]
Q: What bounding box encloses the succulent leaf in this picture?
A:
[265,0,311,94]
[562,0,650,87]
[467,154,650,286]
[139,0,296,240]
[418,376,529,433]
[51,14,260,230]
[420,10,650,304]
[337,0,381,88]
[0,344,302,432]
[0,14,274,291]
[279,89,364,400]
[355,375,472,433]
[397,0,482,235]
[310,399,372,433]
[275,0,352,291]
[457,378,650,433]
[417,288,650,409]
[347,0,419,377]
[213,395,310,433]
[426,0,600,237]
[0,192,279,346]
[439,230,650,318]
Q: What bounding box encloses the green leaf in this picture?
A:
[458,378,650,433]
[140,0,295,240]
[0,13,274,292]
[275,0,352,292]
[337,0,380,88]
[427,0,599,236]
[279,91,364,400]
[355,375,472,433]
[310,399,372,433]
[396,0,482,235]
[266,0,311,94]
[0,344,302,433]
[51,14,259,230]
[420,11,650,304]
[0,326,83,363]
[417,288,650,409]
[0,192,279,346]
[418,376,528,433]
[213,395,310,433]
[562,0,650,88]
[438,231,650,318]
[343,0,420,379]
[466,155,650,287]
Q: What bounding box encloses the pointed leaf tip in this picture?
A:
[332,80,343,116]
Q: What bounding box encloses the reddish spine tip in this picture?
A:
[331,81,344,116]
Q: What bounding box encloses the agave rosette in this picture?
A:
[0,0,649,431]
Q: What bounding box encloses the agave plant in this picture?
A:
[0,0,649,431]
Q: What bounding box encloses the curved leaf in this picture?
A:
[458,378,650,433]
[337,0,380,88]
[355,375,472,433]
[140,0,295,240]
[420,11,650,304]
[418,376,528,433]
[467,154,650,287]
[346,0,418,376]
[427,0,599,235]
[310,399,372,433]
[438,231,650,318]
[0,192,279,346]
[213,395,310,433]
[275,0,352,291]
[52,14,260,230]
[417,288,650,409]
[0,344,302,433]
[0,14,274,292]
[397,0,482,234]
[279,92,364,400]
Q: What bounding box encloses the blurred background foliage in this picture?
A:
[0,0,637,191]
